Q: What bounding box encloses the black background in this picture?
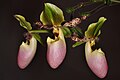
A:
[0,0,120,80]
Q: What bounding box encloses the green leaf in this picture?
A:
[29,30,49,34]
[72,41,85,48]
[85,17,106,38]
[32,34,43,45]
[40,3,64,26]
[14,15,32,31]
[61,27,72,36]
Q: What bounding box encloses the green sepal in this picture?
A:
[72,41,85,48]
[40,11,52,26]
[93,17,106,36]
[14,15,32,31]
[32,34,43,46]
[40,3,64,26]
[85,17,106,38]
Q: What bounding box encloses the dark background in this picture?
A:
[0,0,120,80]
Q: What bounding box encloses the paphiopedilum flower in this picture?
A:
[47,28,66,69]
[85,41,108,78]
[18,36,37,69]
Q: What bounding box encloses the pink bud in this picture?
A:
[85,41,108,78]
[18,36,37,69]
[47,28,66,69]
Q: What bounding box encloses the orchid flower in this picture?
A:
[18,36,37,69]
[46,28,66,69]
[40,3,66,69]
[84,17,108,78]
[14,15,38,69]
[85,41,108,78]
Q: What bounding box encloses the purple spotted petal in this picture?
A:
[18,36,37,69]
[47,28,66,69]
[85,41,108,78]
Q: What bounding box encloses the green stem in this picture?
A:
[80,4,105,18]
[29,30,49,34]
[66,0,104,13]
[111,0,120,3]
[84,4,106,16]
[66,1,94,13]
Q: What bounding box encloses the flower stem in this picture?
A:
[29,30,49,34]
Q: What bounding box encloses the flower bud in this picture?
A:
[47,28,66,69]
[85,41,108,78]
[18,36,37,69]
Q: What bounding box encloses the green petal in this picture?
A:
[14,15,32,31]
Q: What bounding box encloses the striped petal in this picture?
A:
[18,36,37,69]
[47,28,66,69]
[85,41,108,78]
